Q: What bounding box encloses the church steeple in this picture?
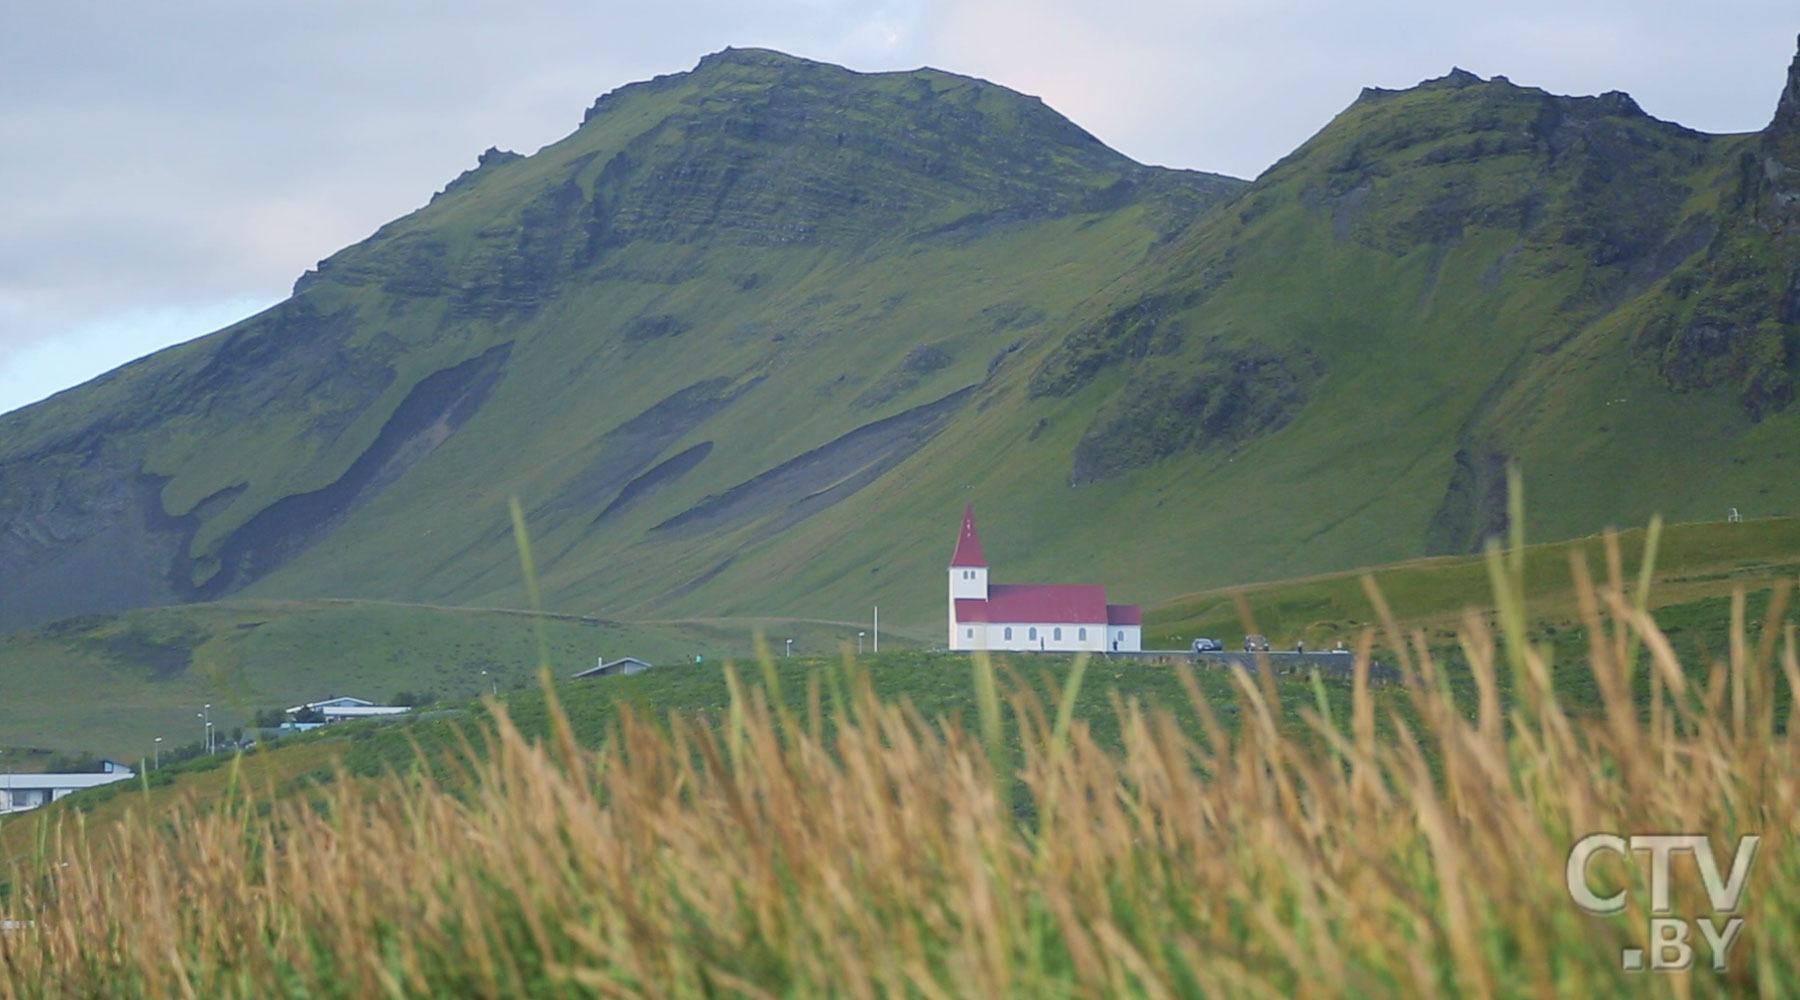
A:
[948,503,989,649]
[949,502,986,567]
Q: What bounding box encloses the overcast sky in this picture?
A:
[3,1,1795,416]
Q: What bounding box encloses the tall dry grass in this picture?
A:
[2,536,1798,997]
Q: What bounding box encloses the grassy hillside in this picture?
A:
[9,505,1800,761]
[6,44,1800,645]
[0,598,915,761]
[1147,513,1800,648]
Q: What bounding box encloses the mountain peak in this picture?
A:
[1773,33,1800,134]
[1423,67,1484,90]
[692,46,817,72]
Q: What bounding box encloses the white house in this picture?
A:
[947,504,1143,653]
[0,760,135,814]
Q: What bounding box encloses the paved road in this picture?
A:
[1124,649,1399,681]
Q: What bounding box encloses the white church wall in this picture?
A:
[949,566,987,600]
[1108,626,1142,652]
[948,567,990,650]
[952,622,1142,652]
[983,622,1108,652]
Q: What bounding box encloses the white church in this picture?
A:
[947,504,1142,653]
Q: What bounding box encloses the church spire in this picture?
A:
[949,502,986,567]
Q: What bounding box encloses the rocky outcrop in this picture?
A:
[1770,34,1800,138]
[0,343,509,631]
[1425,447,1510,555]
[1625,36,1800,421]
[1068,343,1319,484]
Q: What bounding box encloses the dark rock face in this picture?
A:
[536,377,752,521]
[0,299,401,632]
[1770,34,1800,137]
[0,342,508,632]
[1757,35,1800,230]
[1069,343,1319,484]
[1030,291,1209,398]
[652,386,975,545]
[193,343,512,597]
[1425,447,1510,555]
[852,343,955,409]
[1623,36,1800,421]
[0,463,193,633]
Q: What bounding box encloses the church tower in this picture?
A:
[948,503,988,649]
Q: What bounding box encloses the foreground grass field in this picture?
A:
[2,528,1797,996]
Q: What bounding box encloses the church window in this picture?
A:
[965,628,973,639]
[1079,628,1087,641]
[1053,627,1062,641]
[1028,627,1037,641]
[1004,627,1013,640]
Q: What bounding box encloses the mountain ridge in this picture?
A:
[6,39,1800,637]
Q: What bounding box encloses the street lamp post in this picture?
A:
[858,631,865,655]
[481,669,497,696]
[153,737,163,771]
[784,639,793,658]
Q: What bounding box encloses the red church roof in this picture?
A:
[957,584,1111,624]
[1106,604,1143,626]
[949,502,986,567]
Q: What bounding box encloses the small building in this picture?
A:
[947,504,1143,653]
[0,760,134,814]
[571,657,654,679]
[286,696,411,724]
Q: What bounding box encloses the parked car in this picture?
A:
[1191,638,1223,653]
[1243,634,1271,652]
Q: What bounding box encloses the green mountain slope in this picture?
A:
[0,47,1240,633]
[6,41,1800,638]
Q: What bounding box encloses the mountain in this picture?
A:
[5,41,1800,637]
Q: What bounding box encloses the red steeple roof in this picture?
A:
[949,502,986,567]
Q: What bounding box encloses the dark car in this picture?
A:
[1191,638,1223,653]
[1243,634,1270,652]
